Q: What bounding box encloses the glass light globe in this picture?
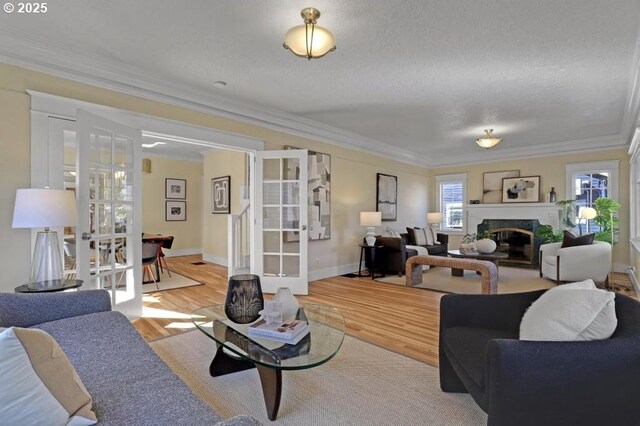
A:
[284,24,336,59]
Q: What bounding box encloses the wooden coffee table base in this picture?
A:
[209,342,283,420]
[406,255,499,294]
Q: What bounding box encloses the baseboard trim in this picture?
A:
[613,263,630,274]
[164,248,202,258]
[308,263,360,282]
[203,253,228,267]
[627,268,640,300]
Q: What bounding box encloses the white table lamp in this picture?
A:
[427,212,443,227]
[360,211,382,246]
[13,188,78,284]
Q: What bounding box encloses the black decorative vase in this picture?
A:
[224,274,264,324]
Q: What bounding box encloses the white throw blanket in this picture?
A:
[406,245,430,271]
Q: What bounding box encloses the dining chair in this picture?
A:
[142,242,162,290]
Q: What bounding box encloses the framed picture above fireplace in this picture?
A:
[502,176,540,203]
[483,170,520,203]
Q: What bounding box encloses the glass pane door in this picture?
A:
[76,110,142,317]
[255,150,308,294]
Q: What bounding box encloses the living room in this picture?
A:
[1,2,640,425]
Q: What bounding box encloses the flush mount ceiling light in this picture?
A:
[141,142,166,148]
[283,7,336,60]
[475,129,503,149]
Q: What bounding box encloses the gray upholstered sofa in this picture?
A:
[0,290,262,426]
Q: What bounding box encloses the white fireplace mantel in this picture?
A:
[465,203,562,234]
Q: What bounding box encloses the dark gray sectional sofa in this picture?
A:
[0,290,262,426]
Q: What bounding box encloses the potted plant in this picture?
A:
[534,198,621,244]
[593,198,621,244]
[476,230,497,253]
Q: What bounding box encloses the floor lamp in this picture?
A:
[578,207,596,236]
[12,188,78,285]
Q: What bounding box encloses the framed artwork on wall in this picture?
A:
[483,170,520,203]
[165,178,186,199]
[166,201,186,221]
[211,175,231,214]
[284,146,331,241]
[376,173,397,221]
[502,176,541,203]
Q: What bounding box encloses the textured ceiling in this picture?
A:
[1,1,639,165]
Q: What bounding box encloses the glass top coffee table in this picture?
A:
[191,303,345,420]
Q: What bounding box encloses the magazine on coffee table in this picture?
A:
[248,319,309,344]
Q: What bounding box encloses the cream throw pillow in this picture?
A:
[0,327,97,426]
[413,228,428,245]
[520,279,617,341]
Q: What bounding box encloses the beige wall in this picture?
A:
[0,88,31,291]
[202,150,246,263]
[429,148,631,266]
[142,156,203,253]
[0,62,429,291]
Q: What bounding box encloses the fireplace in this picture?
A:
[477,219,542,268]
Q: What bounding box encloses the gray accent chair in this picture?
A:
[0,290,262,426]
[439,290,640,426]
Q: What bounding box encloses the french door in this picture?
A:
[255,150,308,294]
[76,110,142,317]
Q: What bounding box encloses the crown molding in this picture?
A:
[0,31,426,168]
[429,134,627,167]
[1,29,636,169]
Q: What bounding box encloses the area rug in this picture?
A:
[142,271,204,294]
[150,331,487,425]
[376,266,555,294]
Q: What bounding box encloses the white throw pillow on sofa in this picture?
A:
[520,279,617,341]
[0,327,97,426]
[414,228,428,245]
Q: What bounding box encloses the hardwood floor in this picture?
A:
[133,255,445,365]
[133,255,637,367]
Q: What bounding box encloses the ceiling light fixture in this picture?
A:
[475,129,502,149]
[142,142,166,148]
[283,7,336,60]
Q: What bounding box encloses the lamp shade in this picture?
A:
[12,188,78,229]
[579,207,597,220]
[360,211,382,227]
[427,212,443,224]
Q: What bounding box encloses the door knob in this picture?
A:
[81,232,92,241]
[301,225,307,231]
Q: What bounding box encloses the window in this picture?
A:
[436,173,467,232]
[565,161,619,234]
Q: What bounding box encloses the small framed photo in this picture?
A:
[502,176,541,203]
[211,175,231,214]
[166,201,186,221]
[165,178,186,199]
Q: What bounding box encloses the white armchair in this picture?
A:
[539,241,612,286]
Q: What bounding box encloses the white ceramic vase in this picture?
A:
[274,287,300,321]
[476,238,497,254]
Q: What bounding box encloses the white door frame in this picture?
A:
[29,91,265,313]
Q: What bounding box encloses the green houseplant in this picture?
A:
[534,198,621,244]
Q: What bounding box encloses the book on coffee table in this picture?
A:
[248,319,309,344]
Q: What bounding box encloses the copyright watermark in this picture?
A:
[3,3,48,13]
